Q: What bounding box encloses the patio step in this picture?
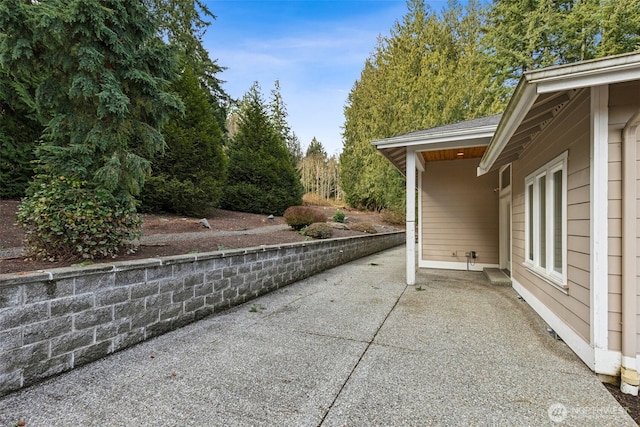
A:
[483,268,512,286]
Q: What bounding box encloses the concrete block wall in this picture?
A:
[0,232,404,396]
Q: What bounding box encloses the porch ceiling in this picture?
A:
[373,114,502,176]
[421,146,487,162]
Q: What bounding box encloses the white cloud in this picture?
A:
[204,1,405,155]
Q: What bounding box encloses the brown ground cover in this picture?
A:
[0,200,399,275]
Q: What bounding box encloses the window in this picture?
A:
[500,164,511,191]
[524,152,567,287]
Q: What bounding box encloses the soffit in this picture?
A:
[488,89,578,172]
[374,115,501,175]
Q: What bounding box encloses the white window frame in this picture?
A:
[524,152,568,288]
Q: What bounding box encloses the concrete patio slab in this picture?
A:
[0,247,634,426]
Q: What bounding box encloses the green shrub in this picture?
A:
[17,176,142,261]
[304,222,333,239]
[139,174,221,217]
[349,223,378,234]
[283,206,327,230]
[380,208,405,225]
[332,210,345,223]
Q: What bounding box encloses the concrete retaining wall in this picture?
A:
[0,232,404,396]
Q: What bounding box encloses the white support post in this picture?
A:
[406,148,417,285]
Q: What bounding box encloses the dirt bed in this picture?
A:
[0,200,400,275]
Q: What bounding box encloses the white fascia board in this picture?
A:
[528,53,640,94]
[372,127,496,150]
[477,82,539,176]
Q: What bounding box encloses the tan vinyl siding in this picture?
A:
[512,88,591,343]
[608,80,640,351]
[421,157,499,264]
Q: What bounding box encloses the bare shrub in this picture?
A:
[283,206,327,230]
[380,208,405,225]
[305,222,333,239]
[349,223,378,234]
[302,192,334,207]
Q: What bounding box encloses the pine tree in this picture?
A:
[485,0,640,86]
[1,0,182,259]
[140,66,227,217]
[340,0,502,211]
[0,69,40,198]
[146,0,230,131]
[269,80,302,166]
[221,82,303,215]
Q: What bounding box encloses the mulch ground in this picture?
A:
[0,200,397,275]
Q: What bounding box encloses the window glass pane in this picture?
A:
[501,165,511,189]
[538,176,546,268]
[528,184,534,261]
[553,169,563,273]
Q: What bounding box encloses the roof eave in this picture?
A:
[478,52,640,176]
[477,80,538,176]
[372,126,498,150]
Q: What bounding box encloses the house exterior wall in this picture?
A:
[607,80,640,352]
[512,89,592,343]
[420,157,499,269]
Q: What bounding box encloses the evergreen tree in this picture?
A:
[269,80,302,166]
[140,66,226,217]
[0,0,182,259]
[288,131,304,165]
[485,0,640,85]
[341,0,502,211]
[0,69,40,198]
[146,0,230,131]
[306,137,327,158]
[221,82,303,215]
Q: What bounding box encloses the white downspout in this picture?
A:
[621,110,640,395]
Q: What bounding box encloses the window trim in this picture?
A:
[524,152,568,289]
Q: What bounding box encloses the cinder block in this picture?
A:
[50,294,94,317]
[24,279,74,303]
[184,296,205,313]
[172,287,193,303]
[0,341,48,373]
[0,285,22,309]
[131,309,159,329]
[50,330,94,356]
[130,281,159,299]
[114,268,145,287]
[111,328,145,352]
[146,265,173,282]
[159,303,182,321]
[95,318,130,341]
[194,283,213,298]
[0,328,22,352]
[159,277,183,294]
[23,316,73,345]
[114,299,145,320]
[0,371,23,395]
[74,341,112,367]
[74,273,115,295]
[23,354,73,385]
[95,287,129,306]
[74,307,113,330]
[145,292,172,310]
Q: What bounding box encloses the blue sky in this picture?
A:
[202,0,451,156]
